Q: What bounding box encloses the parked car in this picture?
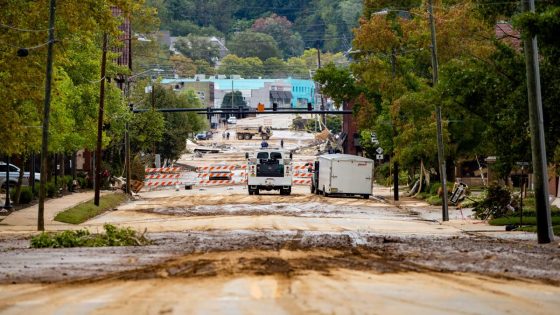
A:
[196,131,213,141]
[227,116,237,124]
[196,133,207,140]
[0,162,40,189]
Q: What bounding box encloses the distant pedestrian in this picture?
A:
[226,132,230,140]
[280,139,284,148]
[222,131,226,139]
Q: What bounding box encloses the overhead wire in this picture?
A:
[0,23,51,32]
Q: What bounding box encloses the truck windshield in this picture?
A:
[255,151,285,177]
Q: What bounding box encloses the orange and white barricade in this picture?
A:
[291,161,314,185]
[143,167,183,190]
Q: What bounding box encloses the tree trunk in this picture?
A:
[414,160,424,197]
[72,151,77,184]
[14,156,26,205]
[60,153,66,192]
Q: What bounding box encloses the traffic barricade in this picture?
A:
[143,167,183,191]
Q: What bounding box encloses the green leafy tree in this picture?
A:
[217,55,264,78]
[251,14,304,58]
[263,57,289,78]
[314,62,361,109]
[174,34,221,65]
[227,31,281,60]
[157,88,208,162]
[170,54,197,77]
[221,91,249,118]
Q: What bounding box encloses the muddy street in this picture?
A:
[1,125,560,314]
[2,187,560,314]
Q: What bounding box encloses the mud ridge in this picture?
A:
[2,231,559,285]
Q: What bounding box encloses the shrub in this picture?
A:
[64,176,74,190]
[18,187,33,204]
[374,163,391,186]
[426,195,442,206]
[429,182,441,195]
[76,176,87,189]
[131,155,146,181]
[473,184,514,220]
[45,182,57,198]
[30,224,150,248]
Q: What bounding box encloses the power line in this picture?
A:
[0,23,51,32]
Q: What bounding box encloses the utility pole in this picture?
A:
[151,80,156,160]
[521,0,553,243]
[391,48,399,201]
[125,82,132,195]
[428,0,449,221]
[94,33,108,206]
[317,48,326,126]
[125,27,132,196]
[38,0,57,231]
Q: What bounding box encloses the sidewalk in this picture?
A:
[372,185,537,241]
[0,192,99,232]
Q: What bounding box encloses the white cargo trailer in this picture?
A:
[310,154,374,199]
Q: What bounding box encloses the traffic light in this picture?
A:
[272,102,278,111]
[307,102,313,111]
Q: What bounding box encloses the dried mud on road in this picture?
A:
[2,190,560,314]
[1,229,559,285]
[2,231,560,315]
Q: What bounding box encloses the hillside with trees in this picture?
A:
[148,0,363,53]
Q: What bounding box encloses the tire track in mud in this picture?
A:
[3,231,558,286]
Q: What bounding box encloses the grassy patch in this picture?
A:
[489,215,560,236]
[54,193,127,224]
[517,225,560,235]
[489,216,560,226]
[426,195,442,206]
[30,224,151,248]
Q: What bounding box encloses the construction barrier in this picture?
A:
[196,165,242,171]
[144,174,181,179]
[144,167,183,190]
[145,167,182,173]
[140,161,315,190]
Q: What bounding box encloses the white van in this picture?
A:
[310,154,374,199]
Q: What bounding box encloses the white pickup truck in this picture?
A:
[245,149,293,195]
[0,162,40,188]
